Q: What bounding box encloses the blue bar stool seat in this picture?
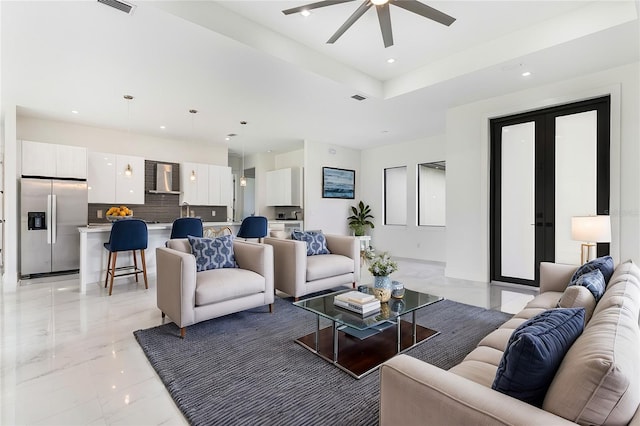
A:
[237,216,268,241]
[170,217,203,239]
[104,219,149,296]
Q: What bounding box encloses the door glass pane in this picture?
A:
[384,166,407,225]
[555,110,597,264]
[501,122,535,280]
[418,162,446,226]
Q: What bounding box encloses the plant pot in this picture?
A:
[351,224,365,237]
[372,275,392,302]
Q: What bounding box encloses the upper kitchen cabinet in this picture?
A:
[266,167,303,207]
[88,151,144,204]
[208,165,232,206]
[22,140,87,179]
[180,162,209,205]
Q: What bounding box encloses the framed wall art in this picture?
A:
[322,167,355,199]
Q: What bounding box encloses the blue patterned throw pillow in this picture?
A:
[187,235,238,272]
[291,230,331,256]
[570,255,614,286]
[492,308,584,407]
[571,269,606,301]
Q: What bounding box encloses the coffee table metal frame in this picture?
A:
[293,288,443,378]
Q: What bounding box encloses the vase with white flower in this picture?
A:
[368,252,398,302]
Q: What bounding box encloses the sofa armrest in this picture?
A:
[156,247,197,328]
[263,237,307,297]
[380,355,576,426]
[325,234,360,281]
[539,262,579,294]
[233,240,274,299]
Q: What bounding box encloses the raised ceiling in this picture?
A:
[2,1,638,154]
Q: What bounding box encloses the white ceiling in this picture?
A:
[2,1,638,155]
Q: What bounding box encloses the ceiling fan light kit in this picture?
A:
[283,0,455,48]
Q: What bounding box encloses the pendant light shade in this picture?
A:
[240,144,247,187]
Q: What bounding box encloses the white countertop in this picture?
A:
[78,221,242,233]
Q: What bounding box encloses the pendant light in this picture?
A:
[240,143,247,187]
[189,109,198,181]
[124,95,134,176]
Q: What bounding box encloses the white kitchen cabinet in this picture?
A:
[56,145,87,179]
[88,151,144,204]
[22,140,87,179]
[115,155,145,204]
[266,167,302,207]
[88,152,116,203]
[180,162,209,205]
[208,165,232,206]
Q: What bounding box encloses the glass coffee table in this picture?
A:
[293,288,443,378]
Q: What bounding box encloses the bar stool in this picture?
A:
[170,217,203,239]
[104,219,148,296]
[237,216,268,241]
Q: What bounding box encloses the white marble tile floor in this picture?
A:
[2,259,537,425]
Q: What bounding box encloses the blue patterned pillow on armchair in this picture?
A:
[291,230,331,256]
[188,235,238,272]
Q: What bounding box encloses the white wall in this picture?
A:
[243,151,276,219]
[17,116,228,165]
[303,141,361,234]
[275,149,303,169]
[2,105,18,289]
[360,135,447,261]
[446,61,639,282]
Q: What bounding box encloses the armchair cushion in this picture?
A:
[291,230,330,256]
[306,254,355,281]
[195,268,266,305]
[188,235,238,272]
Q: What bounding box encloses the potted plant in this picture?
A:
[368,252,398,302]
[347,201,375,236]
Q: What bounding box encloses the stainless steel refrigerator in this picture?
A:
[20,178,87,277]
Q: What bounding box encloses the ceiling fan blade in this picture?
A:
[282,0,354,15]
[392,0,456,26]
[327,1,372,44]
[376,3,393,48]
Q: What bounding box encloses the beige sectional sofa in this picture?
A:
[156,238,274,338]
[380,260,640,425]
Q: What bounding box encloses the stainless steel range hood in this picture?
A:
[148,163,181,195]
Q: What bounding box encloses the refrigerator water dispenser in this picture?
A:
[28,212,46,230]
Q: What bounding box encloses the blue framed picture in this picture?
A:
[322,167,355,199]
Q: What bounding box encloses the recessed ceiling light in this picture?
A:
[300,9,311,17]
[522,71,532,77]
[160,125,166,130]
[225,137,230,141]
[387,58,395,64]
[71,110,79,114]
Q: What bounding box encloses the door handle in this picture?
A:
[51,194,57,244]
[46,194,52,245]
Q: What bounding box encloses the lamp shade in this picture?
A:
[571,216,611,243]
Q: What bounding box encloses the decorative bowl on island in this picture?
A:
[105,206,133,222]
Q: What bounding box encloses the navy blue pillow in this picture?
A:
[570,255,614,286]
[188,235,238,272]
[492,308,584,407]
[571,269,606,301]
[291,230,330,256]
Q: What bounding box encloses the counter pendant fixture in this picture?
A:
[124,94,134,177]
[190,170,196,181]
[240,143,247,187]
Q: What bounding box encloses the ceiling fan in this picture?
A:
[282,0,456,48]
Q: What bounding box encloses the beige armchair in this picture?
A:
[264,234,360,300]
[156,238,274,338]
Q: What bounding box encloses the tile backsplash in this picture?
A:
[87,160,228,224]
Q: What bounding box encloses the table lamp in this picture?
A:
[571,215,611,264]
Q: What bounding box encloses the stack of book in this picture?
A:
[333,291,381,315]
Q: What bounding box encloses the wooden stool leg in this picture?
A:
[104,251,112,288]
[269,303,274,313]
[180,327,186,338]
[140,249,148,289]
[133,250,139,283]
[108,252,118,296]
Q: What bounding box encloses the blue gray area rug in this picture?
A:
[134,296,512,426]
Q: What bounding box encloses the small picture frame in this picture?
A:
[322,167,355,199]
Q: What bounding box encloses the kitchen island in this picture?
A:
[77,221,240,294]
[77,219,304,294]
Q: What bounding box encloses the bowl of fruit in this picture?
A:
[106,206,134,222]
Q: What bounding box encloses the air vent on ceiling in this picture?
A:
[97,0,135,14]
[351,94,366,101]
